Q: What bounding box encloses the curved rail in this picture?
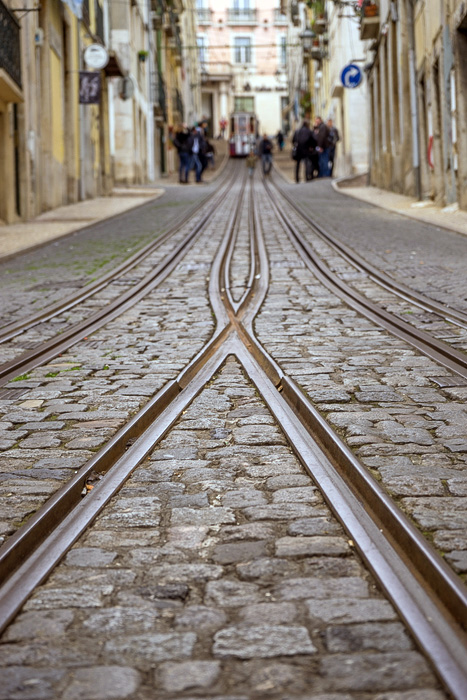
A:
[0,164,240,387]
[270,172,467,327]
[262,176,467,380]
[0,170,466,699]
[0,159,232,344]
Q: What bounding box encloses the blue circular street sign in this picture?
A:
[340,63,363,89]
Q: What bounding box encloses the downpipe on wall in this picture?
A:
[407,0,422,200]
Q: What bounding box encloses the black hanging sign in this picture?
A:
[79,71,101,104]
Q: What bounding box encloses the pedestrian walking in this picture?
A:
[327,119,340,177]
[258,133,273,175]
[172,123,191,184]
[276,129,285,151]
[292,120,316,183]
[246,151,257,177]
[205,139,216,168]
[219,117,227,139]
[314,116,331,177]
[189,126,205,183]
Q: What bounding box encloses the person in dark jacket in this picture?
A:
[292,120,316,183]
[189,127,206,183]
[173,124,191,183]
[258,134,273,174]
[314,116,331,177]
[276,130,285,151]
[327,118,340,177]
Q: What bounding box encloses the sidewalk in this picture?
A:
[0,140,229,263]
[273,144,467,238]
[0,187,164,262]
[333,177,467,238]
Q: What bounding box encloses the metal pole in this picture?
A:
[407,0,421,200]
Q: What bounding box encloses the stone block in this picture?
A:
[213,624,317,658]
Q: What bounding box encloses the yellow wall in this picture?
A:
[50,49,64,164]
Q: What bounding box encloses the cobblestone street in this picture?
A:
[0,161,466,699]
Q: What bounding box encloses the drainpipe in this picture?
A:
[407,0,421,200]
[78,26,85,201]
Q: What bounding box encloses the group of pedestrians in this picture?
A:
[292,116,340,183]
[172,123,215,184]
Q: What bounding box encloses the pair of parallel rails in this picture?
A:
[0,162,466,698]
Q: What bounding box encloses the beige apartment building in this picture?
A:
[362,0,467,211]
[195,0,294,137]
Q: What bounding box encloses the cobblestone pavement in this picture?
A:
[266,179,467,354]
[0,176,243,546]
[271,171,467,315]
[254,178,467,579]
[0,178,230,366]
[0,181,220,329]
[0,161,466,697]
[0,359,447,699]
[229,183,252,304]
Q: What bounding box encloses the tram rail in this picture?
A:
[270,171,467,328]
[0,168,467,698]
[0,164,238,387]
[262,174,467,381]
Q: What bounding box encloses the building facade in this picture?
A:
[361,0,467,211]
[195,0,295,137]
[0,0,195,225]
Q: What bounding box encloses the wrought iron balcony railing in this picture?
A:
[227,8,257,24]
[152,69,167,120]
[0,0,22,89]
[274,8,287,24]
[174,88,184,120]
[197,8,212,24]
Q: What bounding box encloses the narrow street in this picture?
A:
[0,158,466,699]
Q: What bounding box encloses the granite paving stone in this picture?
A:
[255,190,467,584]
[0,358,446,698]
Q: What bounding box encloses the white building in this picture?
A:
[321,0,369,176]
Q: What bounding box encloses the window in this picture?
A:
[229,0,256,24]
[234,96,255,111]
[234,37,252,63]
[197,35,208,66]
[196,0,212,24]
[279,35,287,67]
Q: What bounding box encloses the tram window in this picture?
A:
[230,117,234,135]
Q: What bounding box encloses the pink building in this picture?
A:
[196,0,291,137]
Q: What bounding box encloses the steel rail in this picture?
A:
[0,168,249,591]
[262,177,467,380]
[0,158,233,344]
[270,172,467,328]
[0,170,466,698]
[0,164,240,387]
[223,180,256,314]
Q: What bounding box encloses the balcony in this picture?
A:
[274,8,287,24]
[227,8,257,24]
[173,88,184,121]
[290,0,300,27]
[200,61,233,83]
[152,70,167,121]
[314,16,327,35]
[359,1,379,40]
[197,8,212,24]
[0,0,23,102]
